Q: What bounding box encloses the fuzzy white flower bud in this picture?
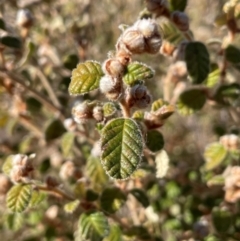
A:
[100,76,122,101]
[134,19,158,38]
[63,118,77,132]
[92,106,104,122]
[121,28,145,54]
[102,58,126,77]
[16,9,34,28]
[72,102,93,124]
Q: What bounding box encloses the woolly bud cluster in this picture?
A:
[126,84,152,109]
[99,76,123,101]
[220,134,240,151]
[72,101,93,124]
[117,19,162,55]
[16,9,34,28]
[171,11,189,32]
[72,101,105,123]
[10,154,34,183]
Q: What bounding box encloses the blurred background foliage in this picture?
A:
[0,0,240,240]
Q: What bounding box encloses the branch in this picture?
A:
[0,70,65,120]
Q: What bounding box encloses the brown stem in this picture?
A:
[119,98,131,118]
[35,67,62,108]
[36,185,75,201]
[0,70,65,120]
[18,114,43,138]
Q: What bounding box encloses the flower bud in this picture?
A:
[134,19,158,38]
[160,41,176,56]
[145,0,168,16]
[121,29,145,54]
[63,118,77,132]
[135,94,152,109]
[220,134,240,151]
[0,174,11,195]
[10,166,26,183]
[102,58,126,77]
[59,161,76,180]
[91,141,101,157]
[145,34,162,54]
[72,101,93,124]
[100,76,122,101]
[116,50,132,66]
[45,176,59,188]
[16,9,34,28]
[92,106,104,122]
[171,11,189,32]
[12,154,33,173]
[131,84,148,99]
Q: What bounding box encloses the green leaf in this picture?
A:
[2,155,14,176]
[1,36,22,49]
[213,83,240,106]
[123,62,154,85]
[4,213,24,231]
[7,184,32,213]
[146,130,164,152]
[212,207,233,233]
[64,200,80,214]
[185,42,210,84]
[125,226,151,240]
[160,20,185,45]
[26,97,42,113]
[151,99,169,112]
[103,102,117,118]
[86,189,99,202]
[103,224,122,241]
[100,187,126,214]
[69,61,104,95]
[204,142,228,171]
[207,175,225,187]
[204,66,220,88]
[86,156,108,186]
[214,13,227,27]
[225,45,240,64]
[177,88,206,115]
[130,189,150,207]
[44,119,66,141]
[29,190,46,207]
[155,149,170,178]
[0,18,6,30]
[64,54,79,70]
[101,118,143,179]
[77,211,109,241]
[61,132,75,158]
[132,110,144,120]
[168,0,188,11]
